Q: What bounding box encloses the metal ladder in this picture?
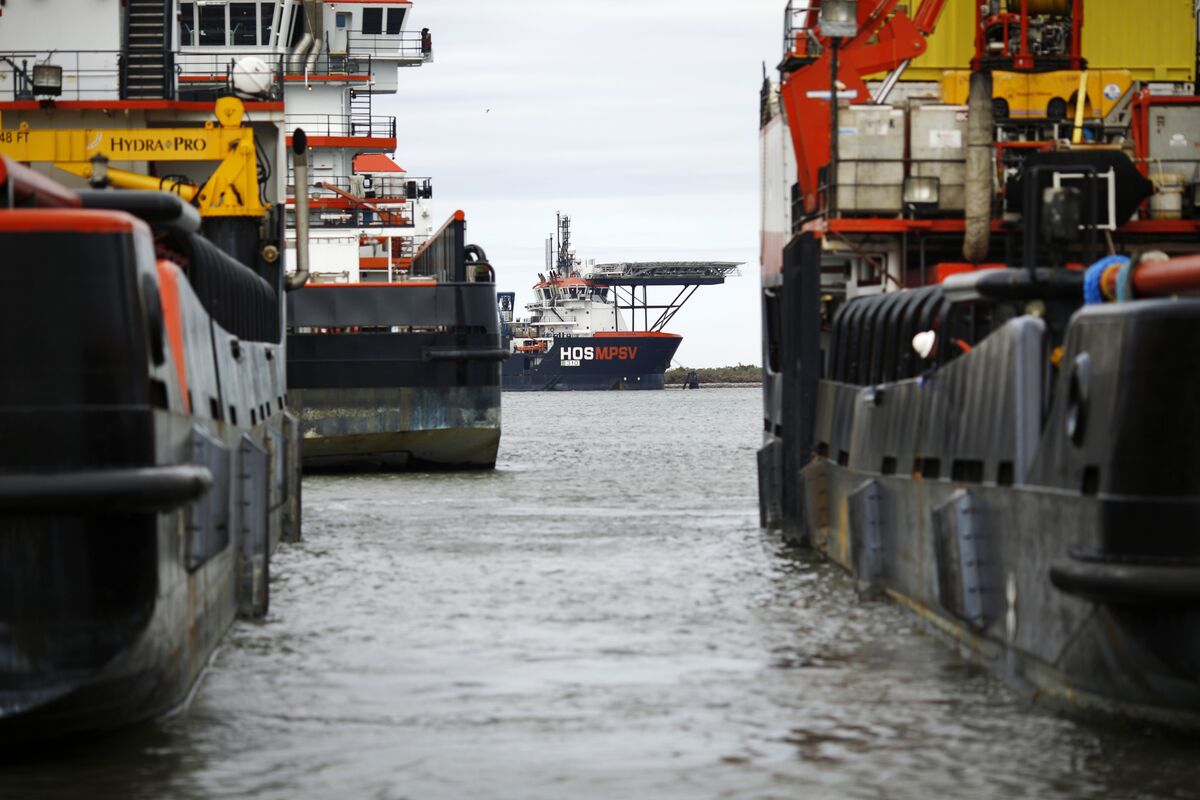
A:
[349,87,373,137]
[123,0,171,99]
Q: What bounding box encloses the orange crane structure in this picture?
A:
[780,0,948,214]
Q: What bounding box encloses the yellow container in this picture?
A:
[940,69,1134,119]
[892,0,1195,83]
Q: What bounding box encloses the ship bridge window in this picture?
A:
[288,1,305,47]
[387,8,406,34]
[180,1,277,48]
[180,3,195,45]
[199,3,225,44]
[230,3,257,45]
[362,7,384,34]
[260,2,275,45]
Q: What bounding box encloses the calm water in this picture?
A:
[4,388,1198,798]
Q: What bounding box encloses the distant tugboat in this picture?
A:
[759,0,1200,728]
[500,214,739,391]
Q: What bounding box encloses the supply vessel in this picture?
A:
[759,0,1200,727]
[0,0,306,738]
[280,1,504,470]
[501,214,740,391]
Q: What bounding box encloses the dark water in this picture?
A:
[4,388,1199,798]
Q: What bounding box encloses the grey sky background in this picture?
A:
[384,1,785,368]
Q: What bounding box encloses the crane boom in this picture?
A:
[0,97,264,218]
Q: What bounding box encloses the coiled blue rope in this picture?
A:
[1083,255,1130,305]
[1115,257,1139,302]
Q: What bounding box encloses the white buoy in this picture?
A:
[912,330,936,359]
[231,56,274,99]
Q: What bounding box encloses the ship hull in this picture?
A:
[0,203,299,741]
[0,521,235,742]
[502,334,681,391]
[803,460,1200,728]
[289,382,501,470]
[286,278,504,471]
[758,233,1200,728]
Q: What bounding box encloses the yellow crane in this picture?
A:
[0,97,264,217]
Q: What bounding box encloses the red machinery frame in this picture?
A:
[779,0,947,214]
[971,0,1085,72]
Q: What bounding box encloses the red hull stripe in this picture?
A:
[306,282,438,287]
[288,136,397,149]
[0,208,149,237]
[0,100,284,112]
[593,331,681,338]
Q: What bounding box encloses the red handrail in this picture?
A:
[0,156,81,208]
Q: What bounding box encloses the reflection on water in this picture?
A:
[3,388,1199,799]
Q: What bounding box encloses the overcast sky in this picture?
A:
[383,1,785,368]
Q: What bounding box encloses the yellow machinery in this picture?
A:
[883,0,1195,82]
[941,68,1134,120]
[0,97,264,218]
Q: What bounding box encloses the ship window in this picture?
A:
[386,8,406,34]
[230,3,257,45]
[198,4,226,45]
[362,7,384,34]
[260,2,275,45]
[288,2,305,47]
[180,2,196,46]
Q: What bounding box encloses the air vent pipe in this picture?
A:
[304,0,323,76]
[963,70,994,263]
[286,130,310,291]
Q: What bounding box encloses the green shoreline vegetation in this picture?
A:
[664,364,762,385]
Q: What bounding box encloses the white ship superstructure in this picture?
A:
[516,273,622,340]
[268,1,437,282]
[0,1,432,281]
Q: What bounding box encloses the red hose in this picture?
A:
[1133,254,1200,297]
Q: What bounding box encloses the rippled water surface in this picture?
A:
[5,388,1199,798]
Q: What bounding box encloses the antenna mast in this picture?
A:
[556,213,573,275]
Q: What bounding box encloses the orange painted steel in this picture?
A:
[156,260,191,413]
[593,331,682,339]
[0,208,149,236]
[287,136,396,150]
[912,0,948,35]
[358,256,411,270]
[0,100,284,112]
[316,181,407,225]
[780,0,945,213]
[306,281,437,288]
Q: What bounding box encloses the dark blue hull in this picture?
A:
[502,334,682,391]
